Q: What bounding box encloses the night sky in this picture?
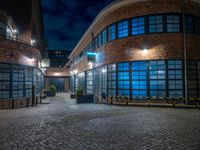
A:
[42,0,115,50]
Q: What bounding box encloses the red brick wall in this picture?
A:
[0,96,41,109]
[69,0,200,74]
[0,38,41,67]
[44,68,70,77]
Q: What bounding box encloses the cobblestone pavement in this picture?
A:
[0,93,200,150]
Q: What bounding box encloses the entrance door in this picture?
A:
[49,77,64,92]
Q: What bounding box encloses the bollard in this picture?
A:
[147,97,150,107]
[125,96,128,106]
[172,97,176,107]
[26,98,29,107]
[12,99,14,109]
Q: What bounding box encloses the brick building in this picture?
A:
[67,0,200,103]
[0,0,45,108]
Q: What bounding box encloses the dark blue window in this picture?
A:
[97,33,102,48]
[149,15,163,33]
[167,15,180,32]
[195,18,200,34]
[94,37,98,49]
[108,64,116,96]
[117,20,129,38]
[167,60,183,98]
[185,16,194,33]
[132,17,145,35]
[102,29,107,44]
[108,24,116,41]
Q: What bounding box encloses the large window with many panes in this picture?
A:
[108,64,116,96]
[117,20,129,38]
[185,16,194,33]
[108,24,116,42]
[0,64,10,98]
[168,60,183,97]
[94,66,107,102]
[0,22,6,38]
[86,70,93,94]
[102,29,107,45]
[167,15,180,32]
[12,65,24,98]
[132,17,145,35]
[187,61,198,97]
[132,61,147,98]
[149,61,166,97]
[25,67,33,97]
[117,62,130,97]
[149,15,163,33]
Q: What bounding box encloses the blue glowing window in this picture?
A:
[132,17,145,35]
[118,63,129,71]
[132,61,147,70]
[118,90,130,97]
[132,90,146,97]
[118,72,129,80]
[118,81,130,89]
[118,20,129,38]
[132,81,146,89]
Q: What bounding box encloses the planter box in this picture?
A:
[44,91,56,97]
[70,93,76,99]
[76,95,93,103]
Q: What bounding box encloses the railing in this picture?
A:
[108,96,200,108]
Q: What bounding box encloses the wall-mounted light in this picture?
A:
[102,69,106,73]
[87,52,96,56]
[142,48,148,54]
[73,69,77,74]
[54,72,61,76]
[27,57,35,65]
[88,62,93,67]
[31,39,36,46]
[13,29,18,33]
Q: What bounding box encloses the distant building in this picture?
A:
[48,50,71,68]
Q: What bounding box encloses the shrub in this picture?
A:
[49,84,56,96]
[76,87,83,97]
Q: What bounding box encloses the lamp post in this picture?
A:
[182,0,188,104]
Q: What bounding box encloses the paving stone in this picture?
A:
[0,93,199,150]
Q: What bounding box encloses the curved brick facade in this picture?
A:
[68,0,200,103]
[68,0,200,73]
[0,38,41,67]
[0,8,44,108]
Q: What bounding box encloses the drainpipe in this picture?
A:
[182,0,188,104]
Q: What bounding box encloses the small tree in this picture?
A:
[49,84,56,96]
[76,87,83,98]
